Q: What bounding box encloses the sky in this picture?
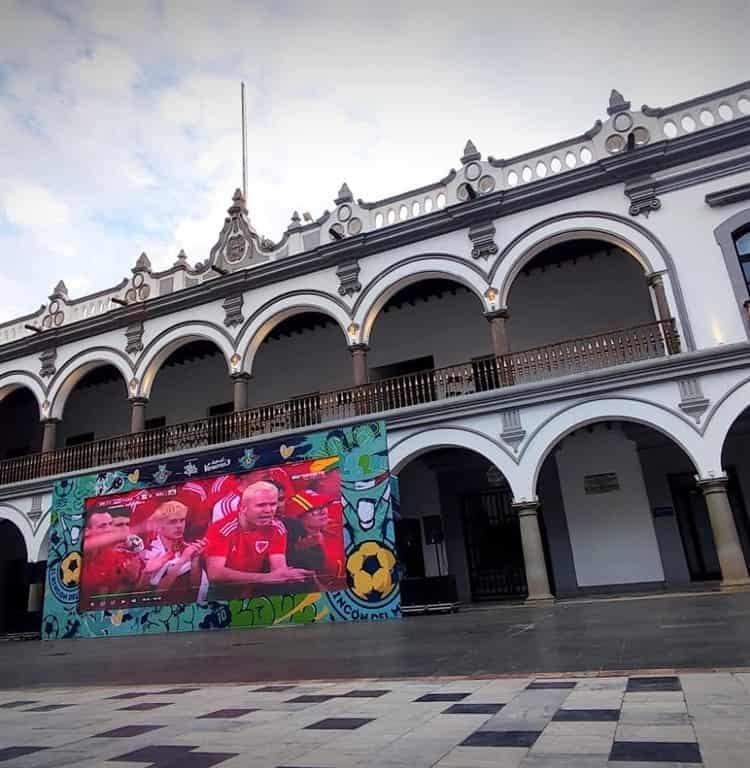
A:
[0,0,747,323]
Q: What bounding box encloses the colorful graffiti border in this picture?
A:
[42,421,400,639]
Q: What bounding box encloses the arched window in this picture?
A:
[734,227,750,295]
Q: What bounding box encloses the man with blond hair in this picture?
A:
[142,499,206,601]
[204,480,312,599]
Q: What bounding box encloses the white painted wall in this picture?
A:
[507,247,655,350]
[554,424,665,587]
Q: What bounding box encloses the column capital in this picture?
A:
[349,343,370,354]
[230,371,252,383]
[512,499,540,516]
[485,308,510,321]
[645,271,666,288]
[697,475,730,493]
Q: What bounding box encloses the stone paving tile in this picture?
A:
[461,729,542,747]
[615,724,697,742]
[626,676,682,692]
[1,673,748,767]
[0,747,48,762]
[414,693,471,702]
[93,724,166,737]
[436,745,528,766]
[552,708,620,721]
[609,740,702,762]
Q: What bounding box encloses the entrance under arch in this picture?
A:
[368,279,492,383]
[535,420,749,595]
[396,447,532,603]
[0,387,42,460]
[58,364,130,448]
[0,520,30,634]
[505,240,673,379]
[147,340,232,426]
[250,311,352,405]
[719,404,750,567]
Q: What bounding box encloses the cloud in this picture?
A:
[0,0,747,323]
[2,183,70,229]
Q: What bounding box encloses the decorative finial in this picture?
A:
[287,210,302,231]
[50,280,68,300]
[173,248,188,266]
[607,89,631,115]
[335,182,353,205]
[133,252,152,273]
[461,139,481,164]
[228,187,248,216]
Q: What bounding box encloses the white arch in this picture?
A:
[136,323,234,398]
[703,377,750,476]
[388,426,522,497]
[518,397,709,499]
[0,504,33,562]
[491,217,670,303]
[236,294,351,375]
[353,257,491,345]
[48,348,133,420]
[0,371,46,410]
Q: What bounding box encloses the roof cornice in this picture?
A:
[1,116,748,364]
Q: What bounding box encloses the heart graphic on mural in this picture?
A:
[127,470,140,483]
[280,444,294,460]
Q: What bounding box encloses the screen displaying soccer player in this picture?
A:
[77,458,346,611]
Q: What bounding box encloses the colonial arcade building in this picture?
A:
[2,81,750,633]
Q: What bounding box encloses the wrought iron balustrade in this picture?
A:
[0,319,679,486]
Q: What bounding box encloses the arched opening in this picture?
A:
[0,387,42,460]
[249,311,352,406]
[0,520,30,634]
[535,420,729,596]
[718,404,750,565]
[147,340,232,425]
[396,447,532,604]
[505,240,666,378]
[57,364,130,449]
[368,279,492,383]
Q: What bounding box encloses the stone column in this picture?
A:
[350,344,370,386]
[41,418,59,454]
[513,500,553,601]
[697,476,750,587]
[647,273,678,353]
[485,309,510,357]
[646,273,671,322]
[232,373,251,412]
[129,397,148,433]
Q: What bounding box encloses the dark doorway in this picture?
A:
[0,520,30,634]
[668,473,721,581]
[394,518,426,578]
[461,489,527,600]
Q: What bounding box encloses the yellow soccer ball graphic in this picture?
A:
[346,541,397,602]
[60,551,82,587]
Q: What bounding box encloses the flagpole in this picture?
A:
[241,81,247,201]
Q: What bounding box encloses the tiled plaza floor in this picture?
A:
[1,671,749,767]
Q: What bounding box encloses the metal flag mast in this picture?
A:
[241,81,247,201]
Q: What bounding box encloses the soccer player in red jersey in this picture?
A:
[204,480,313,599]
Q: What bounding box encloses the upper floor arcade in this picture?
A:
[0,79,749,487]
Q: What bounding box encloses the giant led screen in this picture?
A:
[78,457,346,611]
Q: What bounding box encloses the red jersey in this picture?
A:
[205,512,287,573]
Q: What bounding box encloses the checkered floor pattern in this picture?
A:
[1,672,747,767]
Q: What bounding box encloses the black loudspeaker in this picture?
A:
[422,515,444,544]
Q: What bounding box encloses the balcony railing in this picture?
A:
[0,319,678,487]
